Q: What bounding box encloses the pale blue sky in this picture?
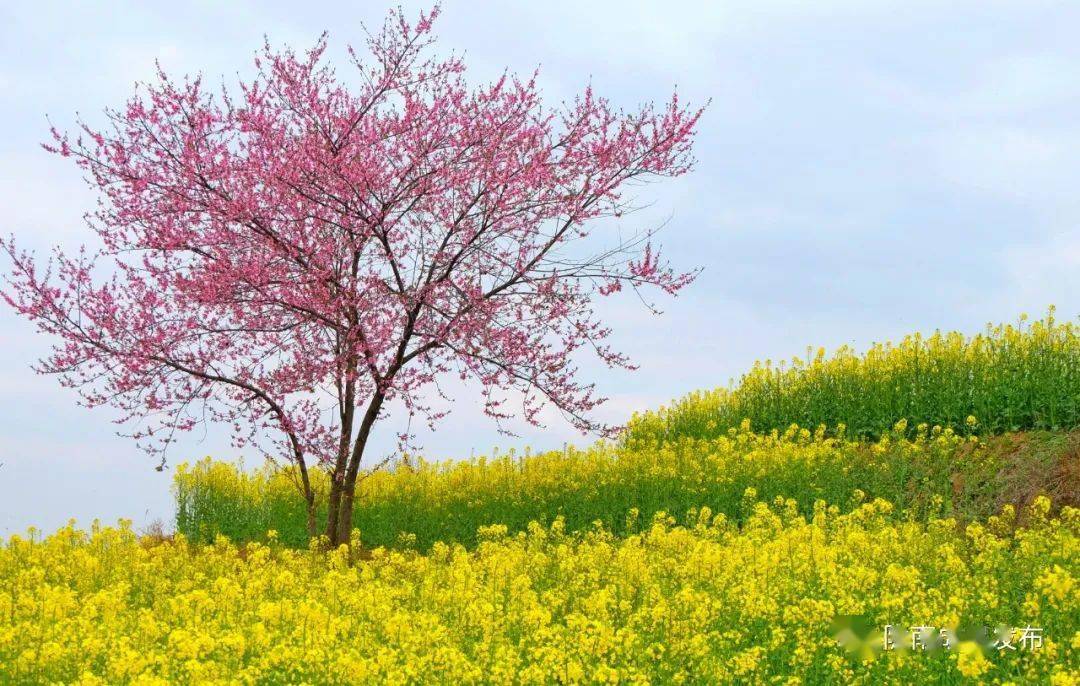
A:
[3,1,1080,534]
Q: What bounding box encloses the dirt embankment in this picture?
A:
[965,430,1080,520]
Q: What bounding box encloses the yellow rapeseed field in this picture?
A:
[626,310,1080,442]
[2,497,1076,685]
[9,314,1080,684]
[176,422,1003,549]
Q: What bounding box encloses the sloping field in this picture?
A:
[175,427,1079,551]
[3,314,1078,684]
[626,310,1080,443]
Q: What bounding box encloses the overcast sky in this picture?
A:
[3,0,1080,535]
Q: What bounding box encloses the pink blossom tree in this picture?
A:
[2,7,703,545]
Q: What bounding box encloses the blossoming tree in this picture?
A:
[2,7,703,544]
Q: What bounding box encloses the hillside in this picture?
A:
[626,309,1080,444]
[175,426,1080,551]
[3,313,1079,684]
[175,312,1080,550]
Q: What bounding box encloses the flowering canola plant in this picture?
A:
[2,498,1076,685]
[176,422,1012,549]
[627,310,1080,443]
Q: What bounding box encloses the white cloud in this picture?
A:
[1003,232,1080,313]
[960,54,1080,116]
[923,126,1075,201]
[859,52,1080,120]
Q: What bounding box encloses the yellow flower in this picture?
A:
[955,643,991,679]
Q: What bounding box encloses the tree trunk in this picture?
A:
[304,491,317,539]
[324,372,358,545]
[332,392,385,545]
[325,477,344,544]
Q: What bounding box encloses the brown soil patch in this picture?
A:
[980,431,1080,521]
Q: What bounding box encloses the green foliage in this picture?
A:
[625,309,1080,444]
[175,424,1071,550]
[174,310,1080,550]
